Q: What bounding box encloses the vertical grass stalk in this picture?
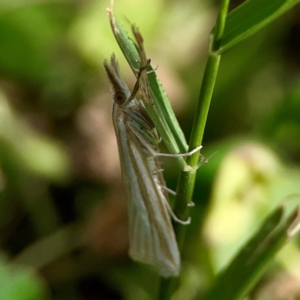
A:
[156,1,230,299]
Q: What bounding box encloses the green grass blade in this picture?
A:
[218,0,300,54]
[0,256,49,300]
[204,196,300,300]
[156,0,230,298]
[107,7,189,159]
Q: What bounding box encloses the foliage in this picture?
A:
[0,0,300,299]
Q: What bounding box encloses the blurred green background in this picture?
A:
[0,0,300,299]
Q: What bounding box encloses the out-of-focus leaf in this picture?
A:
[13,225,80,270]
[106,8,191,170]
[0,2,74,82]
[204,194,300,300]
[0,256,49,300]
[218,0,300,53]
[203,143,281,271]
[0,91,70,182]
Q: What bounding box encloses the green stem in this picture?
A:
[156,0,230,299]
[156,52,221,300]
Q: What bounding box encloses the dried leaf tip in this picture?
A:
[107,0,114,14]
[107,0,119,35]
[287,206,300,239]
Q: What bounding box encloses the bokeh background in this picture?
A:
[1,0,300,299]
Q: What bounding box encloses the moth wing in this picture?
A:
[125,141,180,277]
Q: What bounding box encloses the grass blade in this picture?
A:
[204,196,300,300]
[106,6,189,160]
[218,0,300,53]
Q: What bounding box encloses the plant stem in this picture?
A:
[156,0,230,299]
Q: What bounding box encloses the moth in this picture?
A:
[104,54,200,276]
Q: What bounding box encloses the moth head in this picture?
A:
[103,54,131,105]
[114,91,127,105]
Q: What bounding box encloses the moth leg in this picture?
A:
[133,59,153,73]
[145,63,159,74]
[160,184,194,211]
[162,196,191,225]
[156,144,203,158]
[195,154,208,168]
[159,184,176,196]
[152,168,164,174]
[126,59,150,104]
[194,151,216,168]
[128,123,202,158]
[183,151,215,172]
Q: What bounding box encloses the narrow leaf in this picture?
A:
[204,196,300,300]
[106,5,189,159]
[217,0,300,53]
